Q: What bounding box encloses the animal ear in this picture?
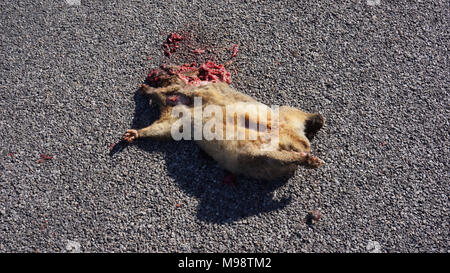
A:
[305,114,325,141]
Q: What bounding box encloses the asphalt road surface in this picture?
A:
[1,0,448,252]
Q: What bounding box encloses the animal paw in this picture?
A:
[123,129,139,143]
[306,154,324,168]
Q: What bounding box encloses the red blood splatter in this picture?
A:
[381,141,387,146]
[193,48,205,54]
[7,152,14,157]
[109,143,116,150]
[176,203,182,208]
[167,95,179,102]
[222,174,236,187]
[147,56,152,60]
[167,94,192,106]
[148,32,237,87]
[166,63,199,85]
[229,44,239,59]
[148,68,160,78]
[146,68,164,86]
[40,154,53,160]
[154,61,232,87]
[198,61,231,84]
[38,154,53,163]
[162,32,185,57]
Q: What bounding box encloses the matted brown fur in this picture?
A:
[123,68,325,180]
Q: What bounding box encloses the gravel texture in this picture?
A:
[0,0,448,252]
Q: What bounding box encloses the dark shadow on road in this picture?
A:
[113,90,292,224]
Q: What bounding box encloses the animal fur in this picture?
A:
[123,66,325,180]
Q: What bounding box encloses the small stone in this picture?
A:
[366,240,382,253]
[65,240,81,253]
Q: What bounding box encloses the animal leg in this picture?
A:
[123,119,173,143]
[261,150,324,168]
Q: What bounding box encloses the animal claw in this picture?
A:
[123,129,139,143]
